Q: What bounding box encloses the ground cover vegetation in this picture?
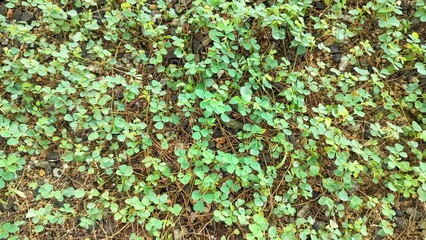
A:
[0,0,426,239]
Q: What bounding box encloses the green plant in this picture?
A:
[0,152,25,188]
[0,0,425,239]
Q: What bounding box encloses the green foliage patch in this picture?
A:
[0,0,425,239]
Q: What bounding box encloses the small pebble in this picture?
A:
[297,204,310,218]
[374,230,385,240]
[54,200,65,209]
[364,128,372,139]
[47,152,61,161]
[338,56,349,71]
[395,209,404,217]
[341,14,354,23]
[116,90,124,99]
[0,38,7,46]
[20,11,34,23]
[288,134,299,149]
[103,221,114,235]
[38,169,45,177]
[313,221,326,230]
[183,184,191,193]
[133,100,143,109]
[394,217,407,229]
[34,161,50,169]
[13,8,22,21]
[329,45,340,53]
[207,140,216,150]
[315,1,325,10]
[12,38,22,48]
[192,40,202,53]
[324,37,335,46]
[174,226,189,240]
[420,220,426,229]
[52,168,64,178]
[0,4,7,16]
[212,128,223,138]
[406,207,424,221]
[332,53,341,63]
[5,197,14,210]
[347,124,360,133]
[223,120,244,130]
[409,76,419,83]
[217,70,225,79]
[167,50,179,65]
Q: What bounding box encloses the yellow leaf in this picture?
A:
[412,32,419,39]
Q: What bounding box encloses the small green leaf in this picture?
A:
[240,85,252,102]
[203,193,214,204]
[117,165,133,177]
[193,200,205,212]
[271,25,285,40]
[34,225,44,233]
[192,131,201,140]
[221,113,230,122]
[412,121,422,131]
[88,132,99,141]
[147,218,162,230]
[415,62,426,75]
[296,45,307,55]
[194,89,204,98]
[191,190,202,201]
[388,16,400,27]
[349,195,363,210]
[74,189,85,199]
[418,187,425,202]
[206,0,221,7]
[170,204,182,215]
[208,30,222,42]
[310,166,320,175]
[7,138,19,146]
[338,190,349,201]
[110,203,118,213]
[154,122,164,130]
